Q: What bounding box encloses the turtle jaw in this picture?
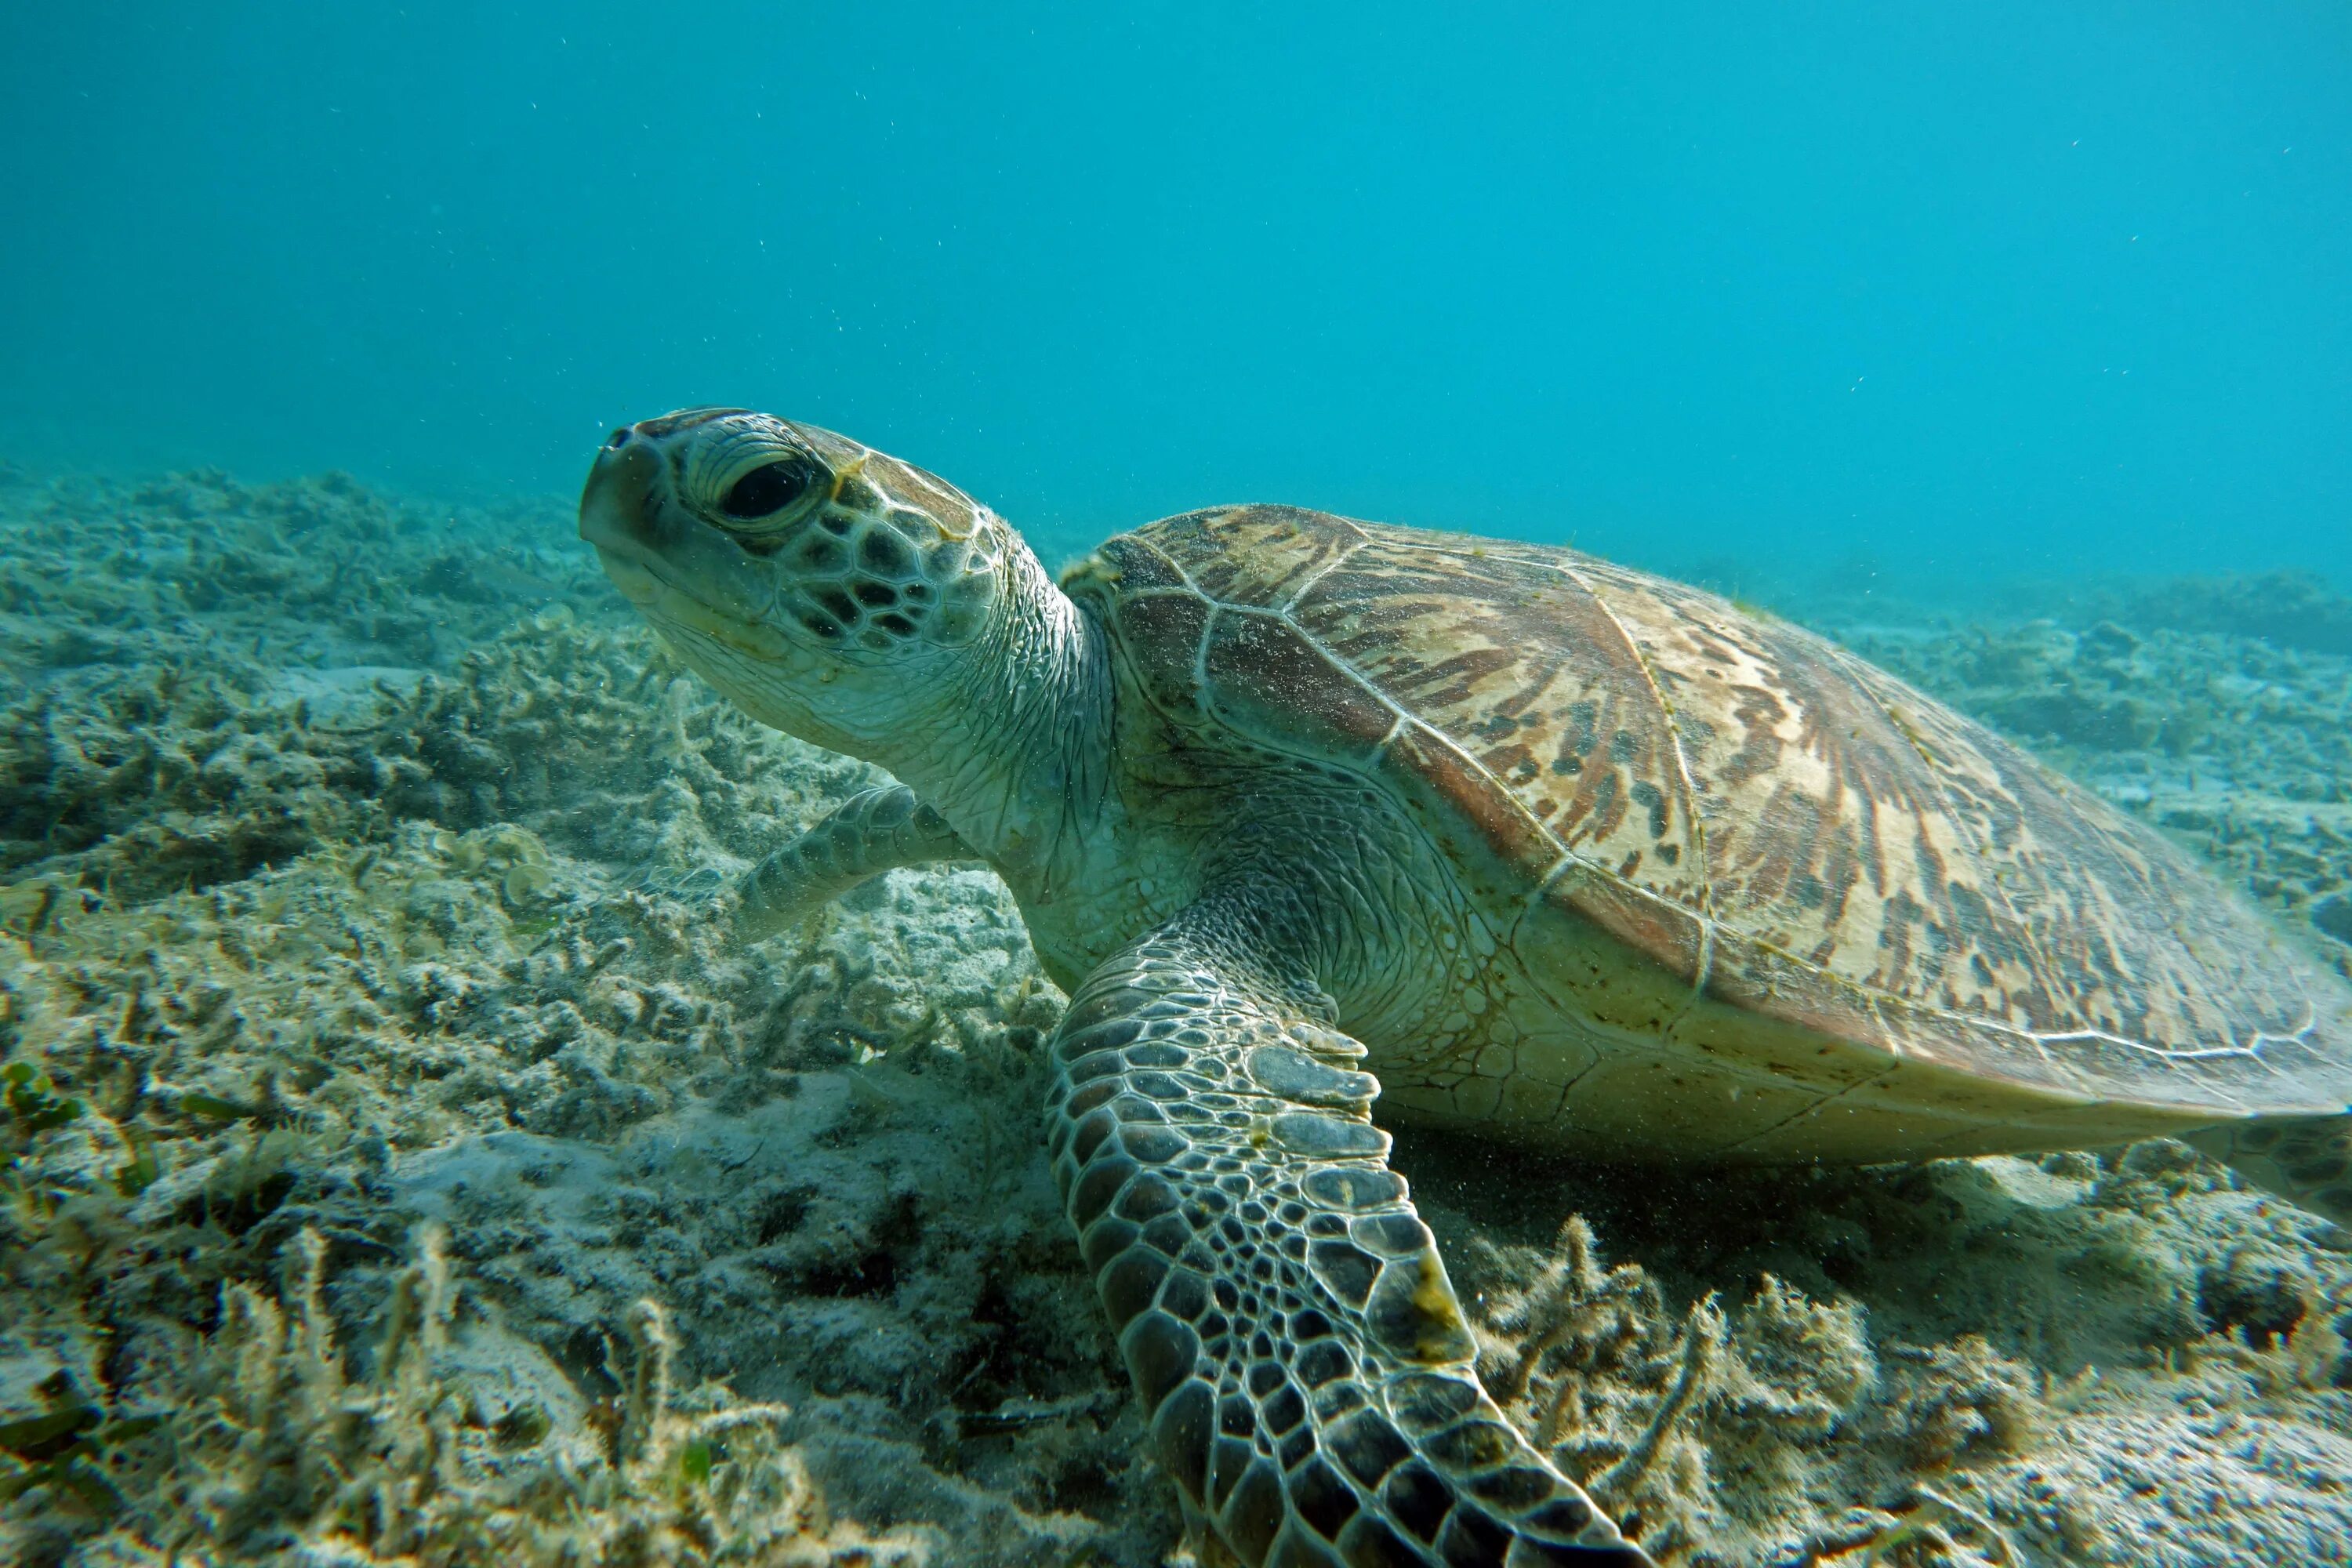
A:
[578,425,670,597]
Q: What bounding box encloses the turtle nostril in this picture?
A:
[608,427,633,448]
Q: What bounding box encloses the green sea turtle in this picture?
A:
[580,408,2352,1567]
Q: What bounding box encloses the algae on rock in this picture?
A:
[2,1220,926,1566]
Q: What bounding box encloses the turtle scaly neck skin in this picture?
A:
[883,530,1120,928]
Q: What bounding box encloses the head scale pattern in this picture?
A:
[666,412,1009,656]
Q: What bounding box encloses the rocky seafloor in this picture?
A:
[2,462,2348,1568]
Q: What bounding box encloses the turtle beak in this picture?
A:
[579,425,663,568]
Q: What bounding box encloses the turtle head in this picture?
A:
[580,408,1022,755]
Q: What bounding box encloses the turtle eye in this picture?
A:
[720,459,816,522]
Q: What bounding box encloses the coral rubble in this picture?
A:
[3,466,2349,1566]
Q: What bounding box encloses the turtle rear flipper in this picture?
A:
[1046,893,1653,1567]
[2190,1113,2352,1243]
[735,784,973,938]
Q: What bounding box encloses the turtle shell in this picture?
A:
[1079,505,2352,1128]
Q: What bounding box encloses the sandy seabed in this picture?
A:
[3,461,2350,1566]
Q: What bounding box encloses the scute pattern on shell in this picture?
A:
[1098,505,2352,1118]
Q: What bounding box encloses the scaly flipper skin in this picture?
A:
[2189,1114,2352,1240]
[1045,889,1653,1567]
[737,784,973,940]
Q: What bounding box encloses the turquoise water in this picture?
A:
[4,2,2348,589]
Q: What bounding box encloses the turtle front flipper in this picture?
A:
[737,784,973,938]
[1046,902,1653,1567]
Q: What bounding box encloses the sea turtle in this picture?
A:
[580,408,2352,1567]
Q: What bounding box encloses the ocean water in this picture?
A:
[5,6,2352,1567]
[5,2,2351,590]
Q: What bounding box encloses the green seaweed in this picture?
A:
[109,1127,158,1198]
[0,1386,159,1520]
[178,1091,263,1123]
[2,1062,82,1135]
